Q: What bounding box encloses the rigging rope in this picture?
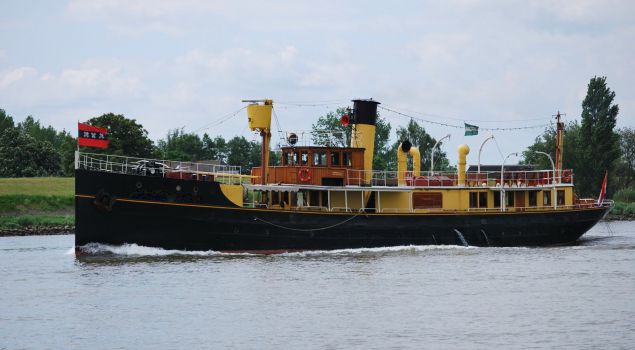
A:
[378,105,552,131]
[276,99,349,107]
[189,106,247,134]
[382,105,551,123]
[271,107,286,144]
[253,212,361,232]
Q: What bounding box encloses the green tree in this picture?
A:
[392,119,451,172]
[157,129,206,161]
[577,76,620,196]
[16,115,77,176]
[202,134,228,161]
[311,107,392,170]
[86,113,156,158]
[17,116,58,146]
[58,134,77,176]
[373,118,392,170]
[0,109,15,133]
[0,128,61,177]
[616,127,635,188]
[226,136,256,174]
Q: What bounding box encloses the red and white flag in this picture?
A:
[78,122,109,148]
[597,171,608,206]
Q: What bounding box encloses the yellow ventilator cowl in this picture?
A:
[458,144,470,186]
[247,99,273,131]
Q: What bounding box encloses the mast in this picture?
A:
[244,99,273,185]
[555,111,564,182]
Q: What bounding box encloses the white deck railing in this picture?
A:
[346,169,574,188]
[75,151,247,184]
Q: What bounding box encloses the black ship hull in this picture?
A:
[75,170,610,252]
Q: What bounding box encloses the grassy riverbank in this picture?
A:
[608,188,635,219]
[0,178,74,231]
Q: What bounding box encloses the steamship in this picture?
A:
[75,99,612,252]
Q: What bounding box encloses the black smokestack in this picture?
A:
[352,99,380,126]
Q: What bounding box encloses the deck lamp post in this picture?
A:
[431,134,451,176]
[501,152,518,212]
[478,135,495,173]
[534,151,557,210]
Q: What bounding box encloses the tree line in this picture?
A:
[0,111,273,176]
[0,76,631,197]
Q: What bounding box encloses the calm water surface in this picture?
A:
[1,221,634,350]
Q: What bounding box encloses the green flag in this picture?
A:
[464,123,478,136]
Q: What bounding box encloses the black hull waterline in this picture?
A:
[75,170,610,252]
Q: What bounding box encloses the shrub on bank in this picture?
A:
[623,203,635,216]
[613,188,635,203]
[0,215,73,229]
[612,202,626,215]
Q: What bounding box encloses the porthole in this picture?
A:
[135,181,143,189]
[176,185,182,192]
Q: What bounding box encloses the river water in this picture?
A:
[1,222,634,350]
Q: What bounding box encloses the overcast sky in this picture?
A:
[1,0,633,164]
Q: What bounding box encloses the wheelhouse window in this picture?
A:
[313,151,327,166]
[300,151,309,166]
[343,152,352,167]
[284,152,294,166]
[330,151,340,167]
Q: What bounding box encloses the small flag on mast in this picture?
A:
[464,123,479,136]
[597,171,608,206]
[78,122,109,148]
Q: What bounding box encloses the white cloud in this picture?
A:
[0,60,142,106]
[0,67,37,88]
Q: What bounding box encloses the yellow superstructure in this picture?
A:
[243,98,577,216]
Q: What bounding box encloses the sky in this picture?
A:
[1,0,634,165]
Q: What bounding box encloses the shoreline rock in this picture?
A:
[0,225,75,237]
[604,213,635,221]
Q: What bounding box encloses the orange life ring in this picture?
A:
[562,169,572,183]
[298,168,312,182]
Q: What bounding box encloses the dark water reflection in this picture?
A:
[1,221,634,349]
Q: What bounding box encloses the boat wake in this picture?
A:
[76,242,475,257]
[77,243,228,256]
